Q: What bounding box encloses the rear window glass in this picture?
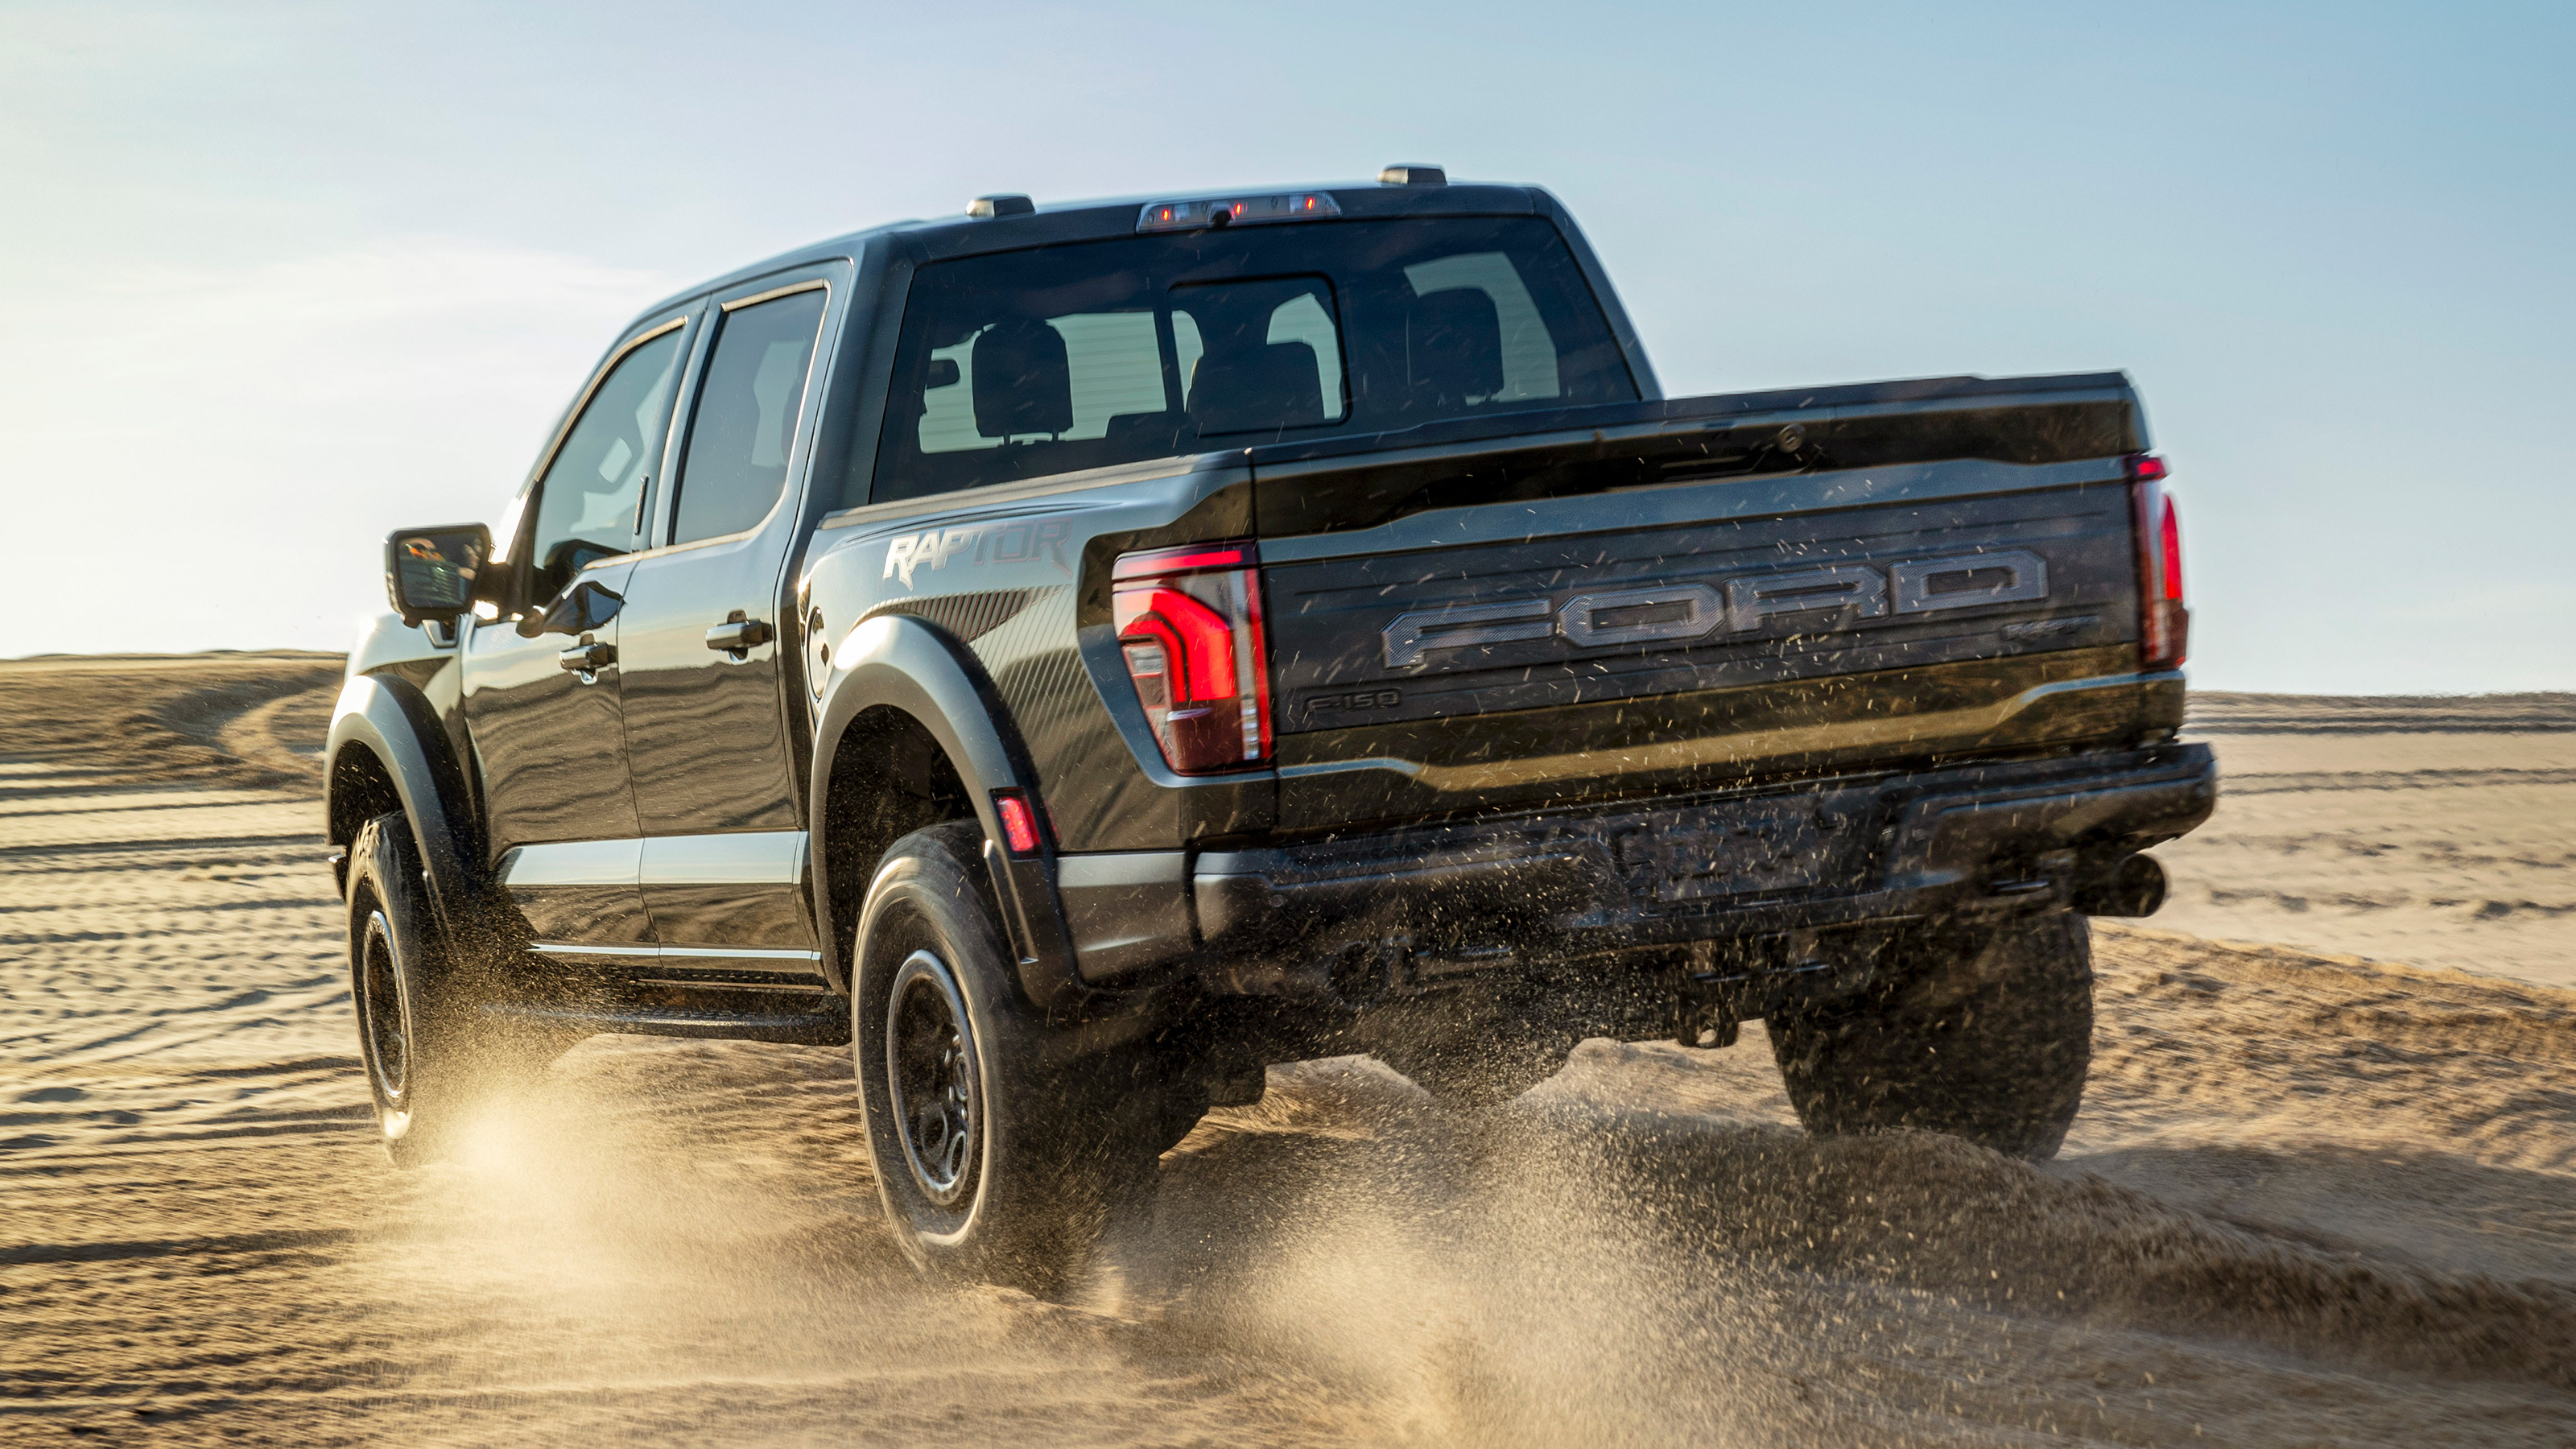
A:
[867,217,1635,503]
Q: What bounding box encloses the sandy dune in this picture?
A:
[3,657,2571,1445]
[2156,692,2576,992]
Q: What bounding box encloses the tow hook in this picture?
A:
[1675,940,1741,1049]
[1676,996,1738,1050]
[1327,932,1414,1005]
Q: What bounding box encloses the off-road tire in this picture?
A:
[852,821,1164,1294]
[345,812,569,1166]
[1766,910,2093,1160]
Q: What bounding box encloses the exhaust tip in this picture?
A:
[2074,853,2167,918]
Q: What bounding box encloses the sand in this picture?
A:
[2,656,2570,1445]
[2155,691,2576,992]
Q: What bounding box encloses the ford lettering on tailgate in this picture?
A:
[1381,551,2049,670]
[1261,484,2140,736]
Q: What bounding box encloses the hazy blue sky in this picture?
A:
[3,0,2569,691]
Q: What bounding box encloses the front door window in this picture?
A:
[525,325,687,600]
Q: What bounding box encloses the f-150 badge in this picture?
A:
[1381,550,2049,669]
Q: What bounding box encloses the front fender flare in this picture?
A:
[325,673,485,939]
[810,613,1082,1010]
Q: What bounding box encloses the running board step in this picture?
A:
[485,1001,849,1046]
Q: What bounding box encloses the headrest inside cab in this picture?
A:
[972,320,1074,438]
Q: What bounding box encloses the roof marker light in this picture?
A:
[1136,192,1343,233]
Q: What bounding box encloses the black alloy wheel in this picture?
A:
[353,902,415,1129]
[887,950,982,1208]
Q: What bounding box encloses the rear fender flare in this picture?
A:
[810,613,1082,1010]
[324,673,485,939]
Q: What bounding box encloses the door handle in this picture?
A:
[704,614,774,655]
[558,640,617,673]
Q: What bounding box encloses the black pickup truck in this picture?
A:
[336,167,2212,1290]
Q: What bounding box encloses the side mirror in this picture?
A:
[385,524,493,628]
[538,578,624,637]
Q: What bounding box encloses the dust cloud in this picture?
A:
[4,655,2572,1445]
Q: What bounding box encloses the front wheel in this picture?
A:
[345,813,569,1166]
[852,822,1163,1293]
[1766,910,2094,1160]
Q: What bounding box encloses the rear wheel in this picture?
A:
[345,813,571,1166]
[1766,910,2094,1160]
[853,822,1165,1294]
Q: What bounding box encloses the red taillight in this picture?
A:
[2158,495,2184,602]
[992,791,1042,856]
[1112,541,1271,773]
[2128,454,2190,669]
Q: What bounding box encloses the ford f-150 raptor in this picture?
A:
[334,165,2213,1290]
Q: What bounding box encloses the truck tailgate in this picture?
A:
[1250,376,2176,832]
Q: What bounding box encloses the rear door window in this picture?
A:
[668,287,829,545]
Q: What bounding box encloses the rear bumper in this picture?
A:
[1184,743,2215,996]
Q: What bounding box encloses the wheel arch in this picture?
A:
[324,673,485,936]
[810,613,1080,1009]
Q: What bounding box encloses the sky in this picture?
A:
[2,0,2569,693]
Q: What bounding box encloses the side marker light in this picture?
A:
[993,792,1042,856]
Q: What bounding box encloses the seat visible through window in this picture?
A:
[1175,275,1340,436]
[866,217,1637,503]
[970,320,1075,439]
[1190,342,1326,434]
[1403,288,1505,410]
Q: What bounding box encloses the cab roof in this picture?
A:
[639,179,1558,320]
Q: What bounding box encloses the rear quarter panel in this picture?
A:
[799,454,1276,852]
